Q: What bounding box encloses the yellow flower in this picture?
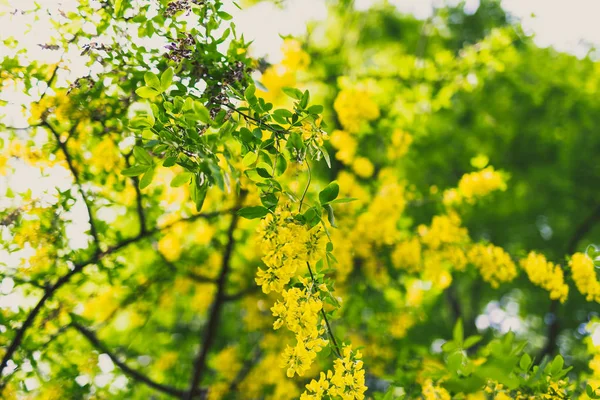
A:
[392,238,422,273]
[352,157,374,178]
[422,379,451,400]
[281,39,310,71]
[330,130,357,165]
[468,244,517,288]
[388,129,413,160]
[281,343,314,378]
[258,65,296,104]
[418,213,469,250]
[569,252,600,302]
[444,166,507,205]
[212,346,242,381]
[520,251,568,302]
[333,89,380,133]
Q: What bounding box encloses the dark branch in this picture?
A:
[306,262,342,358]
[44,121,100,245]
[0,209,230,391]
[72,322,206,398]
[184,194,244,400]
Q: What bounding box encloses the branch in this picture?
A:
[72,322,206,398]
[184,194,245,399]
[0,209,230,391]
[44,121,100,245]
[306,262,342,358]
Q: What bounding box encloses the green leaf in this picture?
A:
[307,104,323,114]
[256,167,272,178]
[324,203,336,227]
[453,318,464,345]
[237,206,270,219]
[190,177,207,211]
[244,85,256,100]
[463,335,482,349]
[193,101,211,124]
[144,71,161,90]
[519,353,532,371]
[260,193,278,209]
[300,90,310,109]
[121,164,149,177]
[550,355,564,375]
[163,156,177,167]
[282,87,302,100]
[319,181,339,205]
[114,0,123,15]
[171,172,192,187]
[275,156,287,176]
[133,146,153,165]
[329,197,357,204]
[218,11,233,20]
[242,152,258,167]
[139,167,155,189]
[135,86,160,98]
[160,67,174,92]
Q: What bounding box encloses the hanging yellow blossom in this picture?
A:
[281,38,310,71]
[444,166,507,205]
[569,252,600,303]
[418,213,469,250]
[388,129,413,160]
[255,205,326,294]
[468,244,518,288]
[520,251,569,303]
[333,88,380,133]
[330,130,357,165]
[392,238,422,273]
[422,379,451,400]
[352,156,374,178]
[301,344,367,400]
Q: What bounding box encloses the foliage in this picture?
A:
[1,0,600,399]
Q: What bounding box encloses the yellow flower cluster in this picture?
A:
[569,252,600,303]
[422,379,451,400]
[418,213,469,250]
[352,181,406,257]
[444,166,507,205]
[392,238,422,273]
[330,130,357,165]
[467,244,518,288]
[520,252,569,303]
[255,207,326,294]
[333,88,380,133]
[389,313,417,339]
[281,38,310,71]
[257,39,310,104]
[272,283,328,377]
[301,345,367,400]
[387,129,413,160]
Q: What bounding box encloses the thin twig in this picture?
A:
[72,322,205,398]
[184,194,245,399]
[306,262,342,358]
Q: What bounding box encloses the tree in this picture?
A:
[0,0,599,399]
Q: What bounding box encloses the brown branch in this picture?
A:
[184,194,245,400]
[72,322,206,398]
[44,121,100,245]
[0,209,229,391]
[306,262,342,358]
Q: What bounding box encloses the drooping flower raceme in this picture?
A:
[569,252,600,303]
[520,251,568,303]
